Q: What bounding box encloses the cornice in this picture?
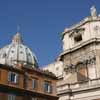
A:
[59,38,100,59]
[62,17,100,40]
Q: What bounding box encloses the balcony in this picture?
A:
[57,78,100,95]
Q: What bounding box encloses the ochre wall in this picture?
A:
[0,67,58,100]
[0,68,24,89]
[27,70,57,96]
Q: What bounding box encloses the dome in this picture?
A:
[0,32,38,68]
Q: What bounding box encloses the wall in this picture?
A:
[62,19,100,51]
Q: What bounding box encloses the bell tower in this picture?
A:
[59,6,100,83]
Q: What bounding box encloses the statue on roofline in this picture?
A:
[90,6,97,17]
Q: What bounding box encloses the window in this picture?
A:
[0,70,1,80]
[20,46,22,48]
[56,67,59,71]
[32,98,37,100]
[8,94,15,100]
[44,81,52,93]
[8,72,19,84]
[74,34,82,43]
[20,51,23,54]
[28,53,31,56]
[11,50,14,53]
[32,79,37,89]
[77,63,88,82]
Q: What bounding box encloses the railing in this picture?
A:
[57,78,100,94]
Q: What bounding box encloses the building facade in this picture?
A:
[0,33,58,100]
[43,6,100,100]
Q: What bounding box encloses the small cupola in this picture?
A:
[12,32,23,44]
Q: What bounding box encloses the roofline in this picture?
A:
[23,66,58,80]
[0,64,57,80]
[61,16,100,40]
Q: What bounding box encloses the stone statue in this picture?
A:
[90,6,97,17]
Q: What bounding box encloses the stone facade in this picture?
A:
[43,6,100,100]
[43,61,63,79]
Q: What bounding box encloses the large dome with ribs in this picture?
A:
[0,32,38,68]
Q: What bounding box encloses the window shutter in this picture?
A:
[48,84,51,93]
[8,72,11,82]
[32,79,35,88]
[34,79,37,88]
[44,81,52,93]
[44,82,46,92]
[50,85,52,93]
[8,95,15,100]
[15,74,19,84]
[8,72,19,84]
[32,79,37,89]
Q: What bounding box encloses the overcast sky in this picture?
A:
[0,0,100,67]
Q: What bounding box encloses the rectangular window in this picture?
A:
[74,34,82,43]
[44,81,52,93]
[32,98,37,100]
[8,94,15,100]
[8,72,18,84]
[32,79,37,89]
[0,70,1,80]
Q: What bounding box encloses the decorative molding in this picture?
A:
[64,56,96,73]
[69,28,85,37]
[64,64,76,73]
[59,37,99,58]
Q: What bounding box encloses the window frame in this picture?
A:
[32,78,38,89]
[8,72,19,84]
[0,70,1,80]
[8,94,15,100]
[74,34,82,43]
[44,81,52,93]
